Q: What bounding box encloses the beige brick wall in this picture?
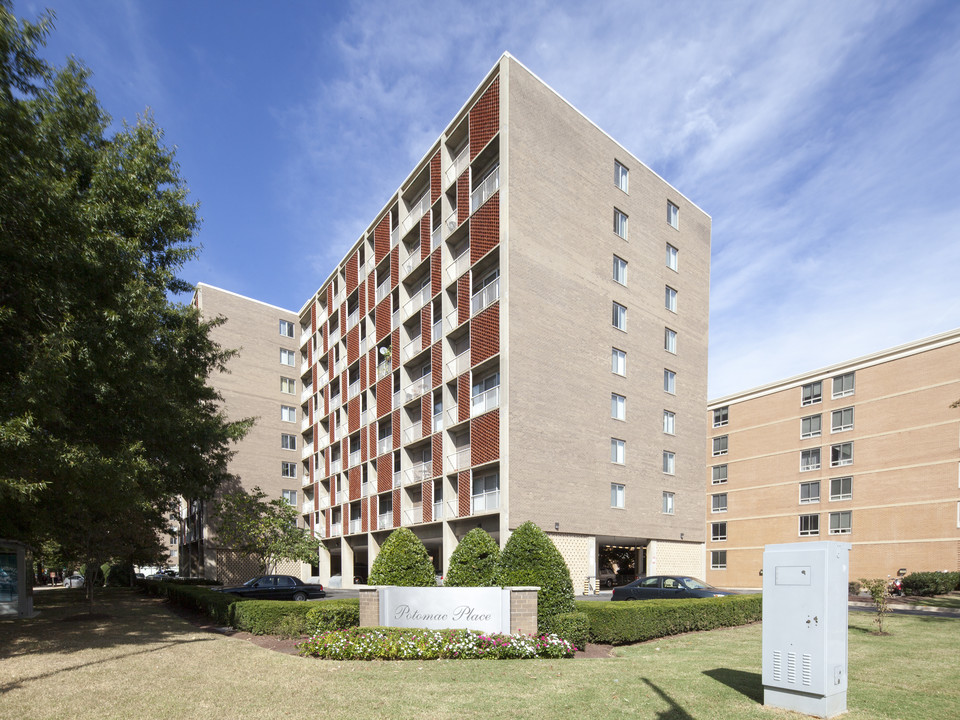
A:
[547,532,593,589]
[648,539,705,578]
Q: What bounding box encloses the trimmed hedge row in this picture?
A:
[902,571,960,597]
[538,611,589,650]
[575,594,762,646]
[305,599,361,634]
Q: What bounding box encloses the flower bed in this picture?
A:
[297,627,575,660]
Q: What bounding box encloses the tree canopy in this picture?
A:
[0,2,248,592]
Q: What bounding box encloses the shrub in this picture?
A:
[902,571,960,597]
[577,594,762,645]
[103,563,133,587]
[493,521,575,632]
[848,580,862,595]
[445,528,500,587]
[369,527,435,587]
[858,578,890,634]
[297,627,575,660]
[539,611,589,650]
[305,599,360,634]
[231,600,316,635]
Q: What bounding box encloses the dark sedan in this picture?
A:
[214,574,326,601]
[611,575,733,601]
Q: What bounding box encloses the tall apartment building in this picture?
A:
[297,54,711,587]
[706,329,960,590]
[180,284,307,582]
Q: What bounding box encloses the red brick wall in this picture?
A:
[421,395,432,437]
[347,325,359,365]
[311,303,317,334]
[346,251,358,294]
[360,424,368,463]
[325,511,331,537]
[376,376,392,419]
[432,433,442,479]
[377,455,392,493]
[359,352,368,390]
[422,479,433,523]
[361,498,368,533]
[431,343,442,390]
[348,396,360,433]
[391,329,400,370]
[326,285,334,313]
[375,297,391,342]
[470,76,499,160]
[349,467,360,500]
[457,375,471,423]
[457,276,470,325]
[471,409,500,466]
[392,409,400,449]
[470,302,499,366]
[457,173,470,224]
[420,304,432,351]
[458,471,470,517]
[430,249,441,297]
[420,214,431,262]
[392,488,401,527]
[374,215,391,264]
[358,279,366,317]
[470,192,499,263]
[321,323,328,356]
[430,150,441,204]
[390,247,399,291]
[367,278,376,319]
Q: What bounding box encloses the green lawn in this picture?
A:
[1,588,958,720]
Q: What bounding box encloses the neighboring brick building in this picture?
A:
[297,54,712,586]
[706,329,960,590]
[179,284,307,583]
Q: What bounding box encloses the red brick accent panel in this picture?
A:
[458,471,471,517]
[312,365,318,396]
[377,455,392,493]
[348,396,360,433]
[347,325,359,365]
[321,323,328,356]
[471,409,499,466]
[392,488,401,527]
[470,192,499,263]
[420,303,432,351]
[457,173,470,224]
[470,302,499,366]
[359,352,368,390]
[390,247,399,290]
[326,285,334,313]
[392,410,400,450]
[349,467,361,500]
[431,249,441,297]
[457,375,471,423]
[311,303,317,334]
[367,279,376,320]
[323,385,330,419]
[430,150,441,204]
[391,329,400,370]
[376,377,392,419]
[421,395,432,437]
[328,417,335,449]
[432,433,442,479]
[346,251,358,294]
[420,215,431,263]
[360,425,368,463]
[361,498,369,533]
[375,297,391,342]
[374,215,391,264]
[470,76,499,160]
[358,279,366,317]
[457,276,470,326]
[431,343,442,390]
[325,511,331,538]
[422,479,432,523]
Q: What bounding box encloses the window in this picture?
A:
[711,551,727,570]
[280,349,295,366]
[831,442,853,467]
[471,371,500,415]
[801,414,822,438]
[611,483,625,508]
[612,302,627,331]
[281,405,296,423]
[801,381,822,406]
[611,393,626,420]
[799,514,820,536]
[666,243,678,271]
[712,464,727,484]
[830,476,852,501]
[831,407,854,433]
[800,448,821,471]
[279,320,294,337]
[662,451,675,475]
[281,462,297,479]
[665,286,677,312]
[832,372,855,398]
[614,161,629,192]
[611,438,625,464]
[281,433,297,450]
[613,255,628,285]
[281,489,297,506]
[829,511,852,534]
[471,472,500,513]
[611,348,626,376]
[663,410,675,435]
[711,522,727,541]
[664,327,677,354]
[614,209,628,239]
[799,480,820,504]
[664,369,676,394]
[662,491,675,514]
[712,435,728,457]
[280,377,296,394]
[712,493,727,513]
[713,406,728,427]
[667,202,679,230]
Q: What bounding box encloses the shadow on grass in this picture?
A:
[703,668,762,703]
[641,678,695,719]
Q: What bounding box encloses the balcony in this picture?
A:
[377,435,393,456]
[376,277,391,304]
[329,459,342,474]
[405,461,432,485]
[317,307,328,327]
[301,384,313,402]
[403,335,425,361]
[471,277,500,315]
[432,318,442,343]
[359,336,368,356]
[316,434,329,451]
[393,390,401,409]
[404,375,431,402]
[403,424,423,444]
[432,501,442,521]
[377,360,392,380]
[349,519,361,535]
[471,490,499,515]
[301,441,314,461]
[302,474,312,487]
[328,327,341,345]
[359,408,371,427]
[301,415,311,432]
[345,308,360,332]
[400,192,431,236]
[299,329,311,350]
[347,379,361,400]
[445,249,470,281]
[332,289,346,309]
[402,285,432,321]
[445,146,470,186]
[333,357,346,375]
[361,481,372,498]
[348,449,361,468]
[392,309,399,329]
[445,499,460,519]
[317,494,330,511]
[300,357,310,376]
[329,394,341,412]
[390,225,399,249]
[393,470,401,488]
[447,350,470,378]
[432,412,443,433]
[378,513,393,530]
[471,386,500,416]
[431,224,442,250]
[302,500,313,514]
[445,406,462,426]
[330,522,342,537]
[446,446,471,473]
[403,507,423,525]
[470,165,499,213]
[401,245,421,278]
[445,308,463,332]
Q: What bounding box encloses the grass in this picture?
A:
[2,588,959,720]
[907,595,960,609]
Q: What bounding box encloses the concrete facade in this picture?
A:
[298,54,711,588]
[180,284,308,582]
[706,329,960,590]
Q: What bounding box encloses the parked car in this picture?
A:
[611,575,733,601]
[63,574,85,589]
[213,575,326,601]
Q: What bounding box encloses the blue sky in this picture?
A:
[15,0,960,398]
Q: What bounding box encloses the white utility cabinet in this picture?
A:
[762,541,851,718]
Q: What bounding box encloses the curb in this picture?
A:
[849,600,960,617]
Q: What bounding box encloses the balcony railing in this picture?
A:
[301,442,314,461]
[432,412,443,433]
[393,470,401,488]
[328,327,340,345]
[432,501,442,521]
[390,225,399,249]
[329,459,342,474]
[405,461,432,485]
[347,379,361,400]
[377,435,393,455]
[403,424,423,444]
[401,245,421,277]
[301,384,313,402]
[447,350,470,377]
[445,146,469,186]
[445,406,462,426]
[361,481,371,498]
[404,375,431,402]
[378,513,393,530]
[376,278,391,303]
[403,335,425,361]
[432,318,442,343]
[400,192,431,235]
[349,519,361,535]
[445,499,460,519]
[330,394,341,412]
[445,249,470,281]
[392,309,399,329]
[300,357,310,375]
[359,336,368,356]
[345,308,359,332]
[431,224,442,250]
[302,500,313,514]
[333,357,346,375]
[348,449,361,468]
[330,522,342,537]
[393,390,401,409]
[317,307,328,327]
[313,524,326,539]
[403,285,432,321]
[471,386,500,416]
[403,507,423,525]
[445,308,463,332]
[332,289,346,308]
[377,360,392,380]
[470,165,499,213]
[471,277,500,315]
[471,491,499,515]
[359,408,371,427]
[446,446,470,473]
[301,414,311,431]
[317,494,330,510]
[316,434,329,451]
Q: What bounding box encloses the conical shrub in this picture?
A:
[444,528,500,587]
[368,527,435,587]
[493,521,575,624]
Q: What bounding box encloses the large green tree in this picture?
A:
[0,3,248,597]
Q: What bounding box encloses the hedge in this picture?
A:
[576,594,762,645]
[305,599,360,634]
[901,571,960,597]
[538,611,589,650]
